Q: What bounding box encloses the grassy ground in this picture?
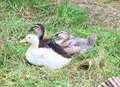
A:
[0,0,120,87]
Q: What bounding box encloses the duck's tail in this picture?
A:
[87,33,97,46]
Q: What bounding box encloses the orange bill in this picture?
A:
[20,38,27,43]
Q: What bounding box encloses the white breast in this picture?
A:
[26,47,71,69]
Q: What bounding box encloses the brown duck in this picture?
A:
[28,24,71,58]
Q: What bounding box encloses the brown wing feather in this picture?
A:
[38,38,71,58]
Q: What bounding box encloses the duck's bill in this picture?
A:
[20,38,27,43]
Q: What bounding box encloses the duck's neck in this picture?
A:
[38,34,44,40]
[38,32,44,47]
[30,43,39,49]
[38,28,44,40]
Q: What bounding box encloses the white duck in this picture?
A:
[20,34,72,70]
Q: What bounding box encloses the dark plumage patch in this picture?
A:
[28,23,71,58]
[47,39,71,58]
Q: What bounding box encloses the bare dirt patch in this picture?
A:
[71,0,120,29]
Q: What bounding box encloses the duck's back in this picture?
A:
[48,40,71,58]
[39,39,71,58]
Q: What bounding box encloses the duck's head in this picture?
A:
[54,31,70,41]
[28,23,45,39]
[20,34,39,46]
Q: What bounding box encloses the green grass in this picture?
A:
[0,0,120,87]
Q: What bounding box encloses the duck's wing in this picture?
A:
[48,39,71,58]
[38,39,50,48]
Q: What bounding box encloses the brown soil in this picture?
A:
[70,0,120,29]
